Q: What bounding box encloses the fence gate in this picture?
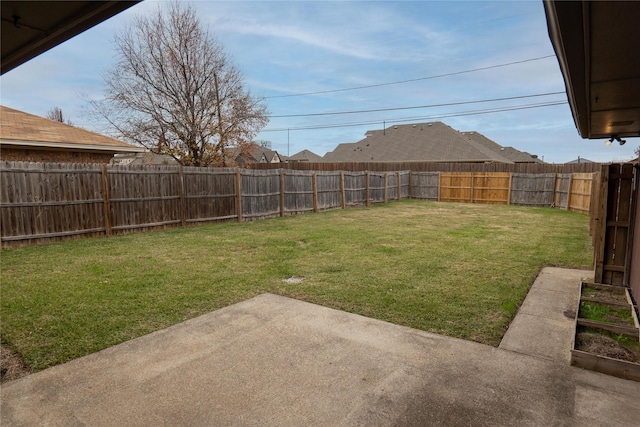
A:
[594,163,637,285]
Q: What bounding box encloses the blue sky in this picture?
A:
[1,0,638,163]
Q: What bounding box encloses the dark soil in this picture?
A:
[0,344,31,383]
[581,287,629,305]
[575,332,640,363]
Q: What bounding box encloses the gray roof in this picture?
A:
[565,157,595,164]
[323,122,514,163]
[231,143,282,165]
[288,149,323,162]
[461,131,542,163]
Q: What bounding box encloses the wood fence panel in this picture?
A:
[399,171,411,199]
[410,172,439,200]
[511,173,555,206]
[440,172,473,203]
[182,167,236,223]
[107,165,181,233]
[629,165,640,301]
[316,171,342,210]
[283,170,314,214]
[595,164,635,285]
[386,172,398,201]
[472,172,510,204]
[554,174,571,209]
[368,172,386,204]
[343,171,367,206]
[0,161,105,247]
[568,173,594,214]
[242,169,281,219]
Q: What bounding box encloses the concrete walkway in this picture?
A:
[2,267,640,426]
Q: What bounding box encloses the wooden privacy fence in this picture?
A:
[409,171,595,212]
[0,162,413,248]
[0,161,595,248]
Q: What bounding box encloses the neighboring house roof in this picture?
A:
[323,122,515,163]
[230,143,283,165]
[565,157,595,164]
[0,105,142,154]
[288,149,323,162]
[461,131,543,163]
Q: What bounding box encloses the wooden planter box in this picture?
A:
[571,282,640,382]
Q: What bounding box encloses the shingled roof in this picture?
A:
[323,122,515,163]
[0,105,142,153]
[461,131,542,163]
[288,149,323,162]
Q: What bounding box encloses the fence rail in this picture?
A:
[0,161,596,248]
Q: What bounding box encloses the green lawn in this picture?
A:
[1,200,593,371]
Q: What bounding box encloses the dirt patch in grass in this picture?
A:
[581,287,628,305]
[0,344,31,383]
[575,332,640,362]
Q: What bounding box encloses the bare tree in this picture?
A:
[92,2,268,166]
[46,106,73,125]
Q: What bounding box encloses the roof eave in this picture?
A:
[0,138,145,153]
[543,0,590,138]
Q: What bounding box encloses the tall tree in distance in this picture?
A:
[46,106,73,125]
[92,2,268,166]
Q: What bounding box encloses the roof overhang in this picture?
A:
[1,1,139,75]
[0,138,144,154]
[543,1,640,139]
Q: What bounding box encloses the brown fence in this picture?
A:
[252,161,603,173]
[0,161,596,249]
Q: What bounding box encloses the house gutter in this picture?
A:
[0,138,145,154]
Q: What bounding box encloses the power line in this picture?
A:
[269,91,565,118]
[265,55,556,99]
[262,100,568,132]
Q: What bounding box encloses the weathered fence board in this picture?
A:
[511,173,555,207]
[316,171,342,211]
[343,171,367,206]
[555,174,571,209]
[0,161,597,248]
[410,172,439,200]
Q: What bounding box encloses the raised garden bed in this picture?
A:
[571,282,640,382]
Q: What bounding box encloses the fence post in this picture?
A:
[178,165,187,228]
[397,171,402,200]
[437,171,441,201]
[280,169,285,217]
[340,171,346,209]
[384,172,388,203]
[101,164,112,237]
[235,170,243,222]
[507,172,513,205]
[313,173,318,212]
[553,173,558,207]
[470,172,475,203]
[408,171,413,199]
[366,171,370,207]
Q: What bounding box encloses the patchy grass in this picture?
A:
[0,200,593,372]
[579,301,635,326]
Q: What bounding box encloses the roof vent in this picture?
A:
[412,124,416,128]
[393,126,398,129]
[427,123,432,127]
